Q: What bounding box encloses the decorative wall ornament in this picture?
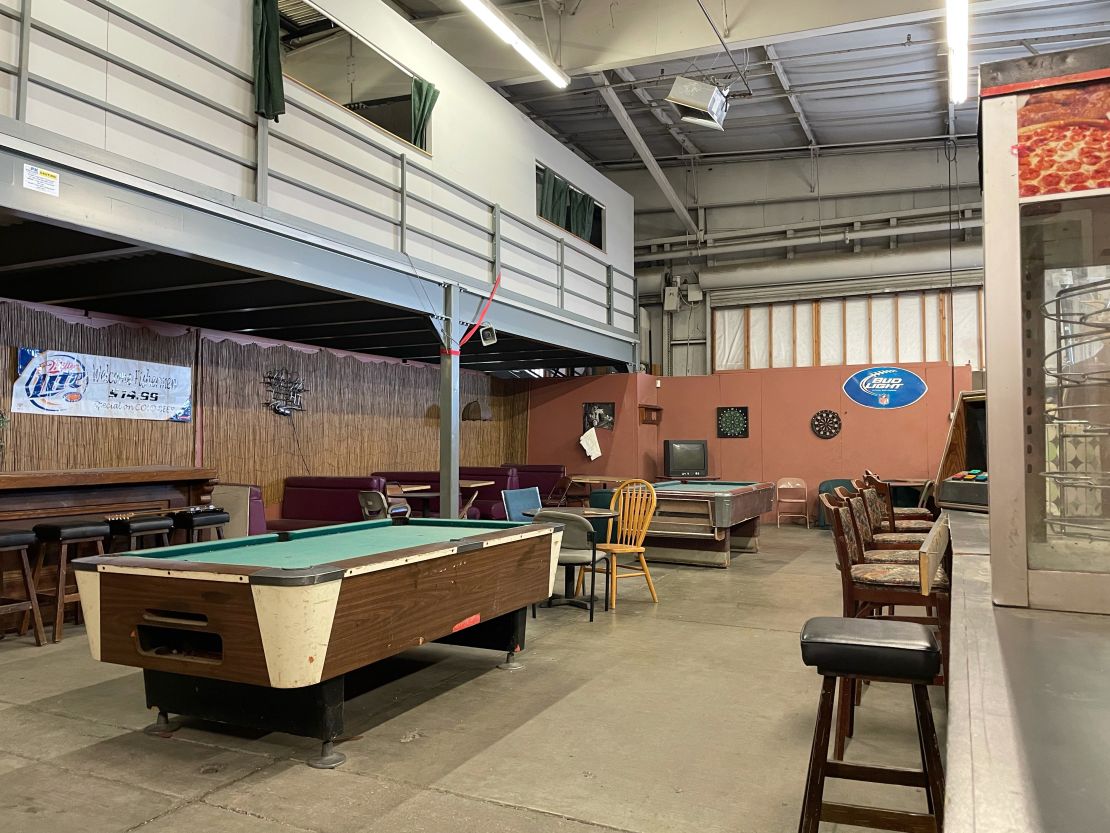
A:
[583,402,615,432]
[717,406,749,438]
[811,409,842,440]
[263,368,307,416]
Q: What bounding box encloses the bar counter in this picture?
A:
[945,511,1110,832]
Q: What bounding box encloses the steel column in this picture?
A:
[399,153,408,253]
[16,0,31,120]
[439,284,460,519]
[255,116,269,204]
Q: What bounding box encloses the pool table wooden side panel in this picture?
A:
[95,572,271,686]
[320,535,551,678]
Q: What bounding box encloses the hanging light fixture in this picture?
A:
[458,0,570,88]
[945,0,969,105]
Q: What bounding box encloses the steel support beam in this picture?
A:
[439,284,460,519]
[764,44,816,146]
[611,67,702,156]
[591,72,698,237]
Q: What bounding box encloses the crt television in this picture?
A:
[663,440,709,478]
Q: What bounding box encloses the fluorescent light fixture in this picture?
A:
[946,0,969,105]
[458,0,570,88]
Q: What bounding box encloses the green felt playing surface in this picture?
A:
[653,481,758,492]
[121,519,528,569]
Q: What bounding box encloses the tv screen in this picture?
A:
[664,440,708,478]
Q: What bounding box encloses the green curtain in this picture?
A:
[253,0,285,121]
[568,189,596,240]
[411,77,440,150]
[537,167,569,226]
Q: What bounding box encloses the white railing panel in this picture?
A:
[406,200,492,272]
[613,270,634,298]
[106,116,252,196]
[283,87,401,186]
[37,0,107,46]
[408,229,491,284]
[109,0,253,74]
[106,15,252,113]
[26,84,106,147]
[563,292,607,323]
[564,270,606,303]
[0,76,13,118]
[0,0,19,11]
[563,243,607,284]
[0,14,19,65]
[501,213,559,261]
[29,29,107,99]
[499,241,559,288]
[613,311,635,333]
[613,292,634,315]
[106,67,253,160]
[268,177,399,252]
[500,268,560,307]
[269,140,399,224]
[407,166,491,232]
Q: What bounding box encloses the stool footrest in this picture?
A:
[821,801,937,833]
[825,761,928,788]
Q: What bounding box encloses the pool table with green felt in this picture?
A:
[72,518,562,767]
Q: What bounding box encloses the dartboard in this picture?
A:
[811,409,842,439]
[717,406,749,439]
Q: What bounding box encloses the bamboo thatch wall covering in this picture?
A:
[0,303,195,472]
[200,338,528,504]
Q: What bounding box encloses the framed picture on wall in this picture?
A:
[583,402,615,431]
[717,406,749,438]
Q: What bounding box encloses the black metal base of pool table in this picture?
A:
[142,607,528,768]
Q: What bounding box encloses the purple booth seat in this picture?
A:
[267,475,387,532]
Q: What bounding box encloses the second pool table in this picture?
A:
[590,480,775,568]
[73,518,562,767]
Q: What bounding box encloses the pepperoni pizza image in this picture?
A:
[1016,81,1110,199]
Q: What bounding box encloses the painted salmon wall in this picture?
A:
[527,362,974,517]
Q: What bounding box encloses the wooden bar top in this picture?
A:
[0,466,218,490]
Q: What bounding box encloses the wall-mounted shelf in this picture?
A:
[639,404,663,425]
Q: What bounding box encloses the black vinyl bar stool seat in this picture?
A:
[173,510,230,543]
[797,617,945,833]
[108,515,175,552]
[0,528,46,646]
[29,520,110,643]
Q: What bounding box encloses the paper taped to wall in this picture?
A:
[579,427,602,460]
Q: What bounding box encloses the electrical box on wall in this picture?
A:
[663,286,680,311]
[686,283,703,303]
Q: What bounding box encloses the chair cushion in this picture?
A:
[872,532,928,546]
[558,547,595,566]
[800,616,941,681]
[34,521,111,541]
[850,563,949,589]
[174,511,231,530]
[109,515,174,535]
[894,520,935,533]
[0,528,36,549]
[894,507,933,520]
[862,549,920,565]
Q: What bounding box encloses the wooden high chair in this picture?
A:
[576,479,658,609]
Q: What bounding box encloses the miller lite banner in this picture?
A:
[843,366,928,410]
[11,349,192,422]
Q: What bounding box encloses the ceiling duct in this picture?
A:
[665,77,728,131]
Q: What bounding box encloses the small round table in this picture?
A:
[523,507,617,608]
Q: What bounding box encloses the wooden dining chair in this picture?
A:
[863,471,935,522]
[862,473,935,531]
[836,487,928,550]
[576,479,658,609]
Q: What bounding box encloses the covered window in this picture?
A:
[536,164,604,249]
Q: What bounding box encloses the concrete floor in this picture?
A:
[0,525,944,833]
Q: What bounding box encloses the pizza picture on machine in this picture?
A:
[1016,80,1110,199]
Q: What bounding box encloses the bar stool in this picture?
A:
[797,616,944,833]
[30,520,111,643]
[173,509,230,543]
[107,515,175,552]
[0,529,46,646]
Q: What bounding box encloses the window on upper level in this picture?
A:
[536,164,605,250]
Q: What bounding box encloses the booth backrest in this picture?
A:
[278,475,388,524]
[372,467,518,518]
[506,464,566,500]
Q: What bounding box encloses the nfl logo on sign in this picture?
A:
[843,367,928,410]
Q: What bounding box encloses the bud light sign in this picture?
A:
[12,348,192,422]
[843,366,927,410]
